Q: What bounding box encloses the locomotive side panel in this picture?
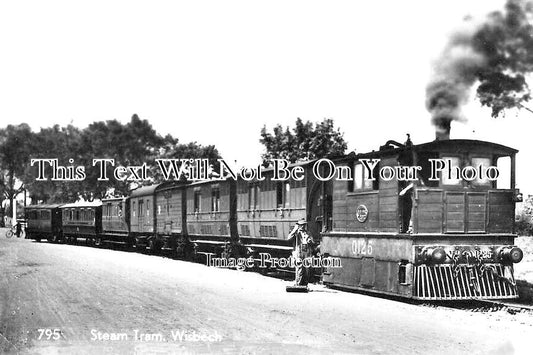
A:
[377,157,399,232]
[332,156,399,234]
[322,234,414,297]
[414,190,443,233]
[488,190,515,233]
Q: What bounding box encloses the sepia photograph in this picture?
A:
[1,1,533,354]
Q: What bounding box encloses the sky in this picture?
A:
[1,0,533,194]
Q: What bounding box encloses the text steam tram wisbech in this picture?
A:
[24,138,524,301]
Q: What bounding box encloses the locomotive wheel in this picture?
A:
[35,237,41,242]
[95,237,103,247]
[52,234,59,243]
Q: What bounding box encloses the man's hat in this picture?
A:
[296,219,307,226]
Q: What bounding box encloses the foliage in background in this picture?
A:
[0,115,221,204]
[517,195,533,236]
[0,124,34,216]
[474,0,533,117]
[259,118,347,164]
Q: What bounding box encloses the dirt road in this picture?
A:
[1,233,532,354]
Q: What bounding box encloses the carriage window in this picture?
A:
[75,210,80,220]
[146,200,150,216]
[194,191,201,213]
[441,156,461,185]
[276,182,290,208]
[139,200,144,217]
[158,205,161,215]
[497,156,511,189]
[276,182,283,207]
[118,204,123,217]
[471,157,492,186]
[284,183,291,208]
[255,185,260,209]
[211,187,220,212]
[248,184,260,210]
[132,202,136,217]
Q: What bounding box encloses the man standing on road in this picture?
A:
[288,219,314,287]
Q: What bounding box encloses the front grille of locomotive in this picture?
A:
[413,264,517,300]
[412,245,523,300]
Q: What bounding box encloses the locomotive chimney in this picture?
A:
[435,120,451,140]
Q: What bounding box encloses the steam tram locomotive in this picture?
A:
[24,138,524,301]
[321,139,523,300]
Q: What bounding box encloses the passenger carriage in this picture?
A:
[154,182,187,254]
[184,179,238,258]
[236,161,328,260]
[101,197,131,247]
[24,204,64,242]
[60,201,102,244]
[129,184,158,251]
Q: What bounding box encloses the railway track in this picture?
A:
[421,299,533,314]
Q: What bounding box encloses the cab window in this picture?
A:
[441,156,461,186]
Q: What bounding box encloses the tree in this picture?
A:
[259,118,347,164]
[22,124,84,203]
[20,115,224,201]
[473,0,533,117]
[4,115,224,204]
[152,135,222,181]
[78,114,166,199]
[426,0,533,130]
[0,124,34,218]
[516,195,533,236]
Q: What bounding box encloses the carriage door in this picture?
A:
[138,199,144,232]
[308,179,332,238]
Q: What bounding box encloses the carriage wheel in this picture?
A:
[6,230,13,238]
[148,239,157,253]
[134,238,142,251]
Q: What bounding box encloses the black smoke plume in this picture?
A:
[426,0,533,138]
